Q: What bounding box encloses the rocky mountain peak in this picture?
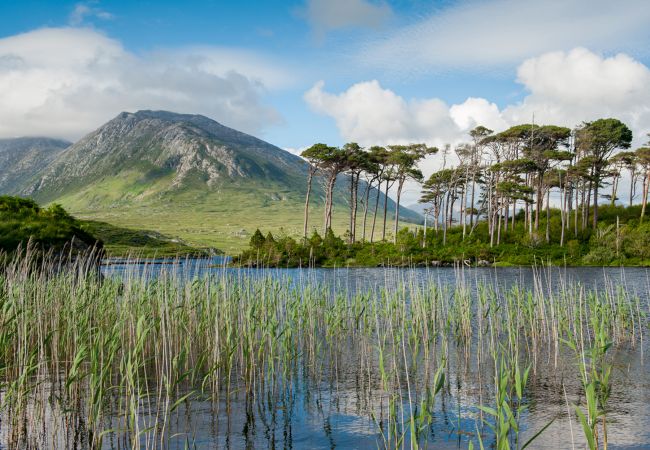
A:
[24,110,306,202]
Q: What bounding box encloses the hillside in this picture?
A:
[0,196,97,254]
[0,137,70,193]
[16,111,421,253]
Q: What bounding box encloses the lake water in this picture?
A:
[103,257,650,299]
[94,260,650,449]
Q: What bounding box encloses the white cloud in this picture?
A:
[450,98,507,133]
[69,2,114,26]
[0,27,288,140]
[304,80,458,147]
[503,48,650,133]
[305,48,650,203]
[359,0,650,73]
[307,48,650,146]
[300,0,392,36]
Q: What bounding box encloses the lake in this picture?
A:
[1,259,648,449]
[96,260,650,449]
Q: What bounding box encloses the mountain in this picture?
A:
[0,137,70,193]
[24,110,306,202]
[19,111,422,252]
[406,202,426,215]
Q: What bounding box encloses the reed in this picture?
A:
[0,248,645,448]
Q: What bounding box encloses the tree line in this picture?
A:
[300,143,437,244]
[301,118,650,247]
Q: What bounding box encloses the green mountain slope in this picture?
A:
[19,110,421,253]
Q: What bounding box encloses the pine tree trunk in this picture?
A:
[630,169,636,207]
[382,182,391,241]
[371,179,382,243]
[461,178,467,239]
[641,172,649,222]
[489,182,495,247]
[442,193,448,246]
[325,174,337,231]
[583,179,588,229]
[434,202,439,233]
[361,179,372,242]
[611,174,618,207]
[470,174,476,227]
[352,173,359,243]
[545,188,551,243]
[524,174,530,233]
[496,200,502,245]
[574,182,579,237]
[560,181,567,247]
[535,175,543,232]
[349,174,354,243]
[592,179,599,230]
[304,170,313,239]
[393,178,404,244]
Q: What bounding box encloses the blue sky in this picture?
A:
[1,0,649,195]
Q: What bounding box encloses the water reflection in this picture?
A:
[103,257,650,297]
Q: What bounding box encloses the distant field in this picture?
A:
[64,188,411,254]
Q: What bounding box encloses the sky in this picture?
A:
[1,0,649,203]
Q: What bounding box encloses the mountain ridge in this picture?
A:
[24,110,306,202]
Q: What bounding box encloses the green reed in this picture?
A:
[0,248,646,449]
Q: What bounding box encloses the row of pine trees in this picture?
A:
[300,118,650,247]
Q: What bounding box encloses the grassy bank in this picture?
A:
[236,204,650,267]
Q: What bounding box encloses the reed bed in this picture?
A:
[0,249,647,449]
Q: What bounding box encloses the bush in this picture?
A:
[0,196,100,253]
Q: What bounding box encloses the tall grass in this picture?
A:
[0,247,646,448]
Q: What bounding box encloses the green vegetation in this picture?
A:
[301,142,434,244]
[236,203,650,267]
[0,195,206,257]
[79,220,208,257]
[0,251,643,448]
[247,119,649,267]
[50,169,411,254]
[59,180,406,254]
[0,195,97,253]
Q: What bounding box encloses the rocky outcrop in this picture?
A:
[0,137,70,193]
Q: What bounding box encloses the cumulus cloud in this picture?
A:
[449,98,508,133]
[305,48,650,202]
[300,0,392,36]
[305,80,458,147]
[359,0,650,73]
[0,28,288,140]
[502,48,650,133]
[307,48,650,147]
